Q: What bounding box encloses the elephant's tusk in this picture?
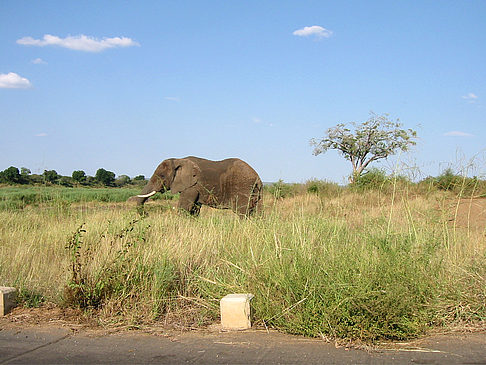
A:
[136,190,157,198]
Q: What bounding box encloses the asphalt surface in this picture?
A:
[1,326,486,364]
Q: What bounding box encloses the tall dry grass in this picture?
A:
[0,187,485,341]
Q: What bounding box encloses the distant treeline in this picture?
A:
[2,165,485,198]
[0,166,146,188]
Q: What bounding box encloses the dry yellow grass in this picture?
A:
[0,190,485,340]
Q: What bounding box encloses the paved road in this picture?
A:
[1,327,486,364]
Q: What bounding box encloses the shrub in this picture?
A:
[419,169,486,196]
[115,175,131,187]
[305,179,341,196]
[352,168,389,189]
[435,168,460,191]
[267,179,295,199]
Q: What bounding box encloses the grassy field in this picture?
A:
[0,185,485,342]
[0,186,175,210]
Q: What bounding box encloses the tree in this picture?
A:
[95,168,115,186]
[132,175,146,186]
[59,176,73,187]
[115,175,131,187]
[43,170,60,184]
[20,167,31,184]
[310,113,417,183]
[20,167,31,176]
[0,166,22,184]
[72,170,87,184]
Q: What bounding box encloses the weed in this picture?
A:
[16,288,45,308]
[63,218,154,309]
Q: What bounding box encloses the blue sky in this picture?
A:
[1,1,485,183]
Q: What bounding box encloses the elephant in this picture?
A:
[129,156,263,217]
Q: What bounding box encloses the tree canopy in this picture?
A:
[43,170,60,184]
[72,170,87,183]
[95,168,116,186]
[310,113,417,183]
[0,166,22,184]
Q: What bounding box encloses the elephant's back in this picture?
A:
[228,159,261,182]
[185,156,260,178]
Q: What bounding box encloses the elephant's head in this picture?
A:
[129,158,201,205]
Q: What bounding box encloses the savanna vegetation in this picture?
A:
[1,168,485,342]
[0,166,146,188]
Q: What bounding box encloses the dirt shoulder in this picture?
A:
[1,306,485,364]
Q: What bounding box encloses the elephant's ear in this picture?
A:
[171,159,200,193]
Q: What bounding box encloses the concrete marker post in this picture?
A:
[220,293,254,330]
[0,287,17,316]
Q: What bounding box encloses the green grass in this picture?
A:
[0,188,485,342]
[0,186,175,210]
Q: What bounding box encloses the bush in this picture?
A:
[418,169,486,196]
[305,179,342,196]
[352,168,389,189]
[351,168,411,191]
[435,168,461,191]
[115,175,131,187]
[267,180,295,199]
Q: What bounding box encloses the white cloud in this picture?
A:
[462,92,478,103]
[252,117,274,127]
[164,96,180,102]
[17,34,140,52]
[443,131,474,137]
[32,58,47,64]
[0,72,32,89]
[35,132,48,137]
[293,25,333,39]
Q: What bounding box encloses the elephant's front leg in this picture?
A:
[178,188,200,216]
